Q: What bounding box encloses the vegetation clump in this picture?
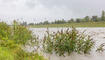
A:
[43,27,94,56]
[0,21,47,60]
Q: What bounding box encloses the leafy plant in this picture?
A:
[0,21,47,60]
[43,27,94,56]
[0,22,11,40]
[96,43,105,52]
[12,20,32,45]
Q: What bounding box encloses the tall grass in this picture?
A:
[43,27,95,56]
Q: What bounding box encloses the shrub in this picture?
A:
[0,21,32,46]
[0,21,47,60]
[12,21,32,45]
[43,27,94,56]
[0,22,11,40]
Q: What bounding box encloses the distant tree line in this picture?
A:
[21,10,105,26]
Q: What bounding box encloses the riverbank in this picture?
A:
[30,22,105,28]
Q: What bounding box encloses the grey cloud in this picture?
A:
[38,0,105,16]
[0,0,105,23]
[1,0,16,2]
[25,0,37,8]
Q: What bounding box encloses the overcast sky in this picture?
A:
[0,0,105,23]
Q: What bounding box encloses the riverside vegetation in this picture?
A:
[42,28,105,57]
[0,21,105,60]
[0,21,47,60]
[43,28,95,56]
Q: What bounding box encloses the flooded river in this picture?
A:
[30,27,105,60]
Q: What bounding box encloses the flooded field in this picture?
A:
[30,27,105,60]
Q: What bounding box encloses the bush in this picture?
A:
[0,21,47,60]
[43,27,94,56]
[0,21,32,45]
[12,21,32,45]
[0,22,11,40]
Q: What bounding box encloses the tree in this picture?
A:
[54,19,66,24]
[68,18,74,23]
[43,21,49,25]
[76,18,81,23]
[101,10,105,21]
[21,21,27,26]
[29,23,34,25]
[84,16,90,22]
[91,16,98,22]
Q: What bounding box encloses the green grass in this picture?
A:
[31,22,105,28]
[0,47,14,60]
[0,47,47,60]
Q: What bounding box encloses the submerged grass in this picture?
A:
[43,27,95,56]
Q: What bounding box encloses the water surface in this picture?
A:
[30,27,105,60]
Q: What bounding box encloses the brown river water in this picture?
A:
[28,27,105,60]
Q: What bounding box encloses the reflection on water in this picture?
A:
[30,27,105,60]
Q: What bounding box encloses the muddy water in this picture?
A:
[30,27,105,60]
